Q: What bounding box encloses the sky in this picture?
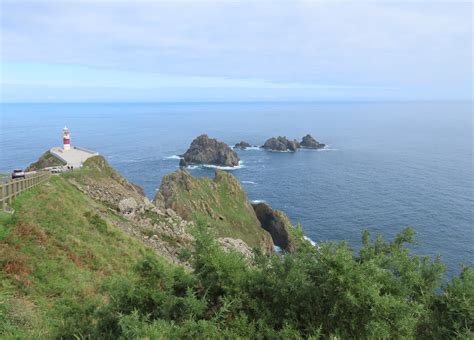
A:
[0,0,472,102]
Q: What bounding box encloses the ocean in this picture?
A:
[1,101,472,276]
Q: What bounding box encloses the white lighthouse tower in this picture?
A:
[63,126,71,150]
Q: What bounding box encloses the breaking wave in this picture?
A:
[164,155,183,160]
[318,145,338,151]
[186,161,245,171]
[242,181,257,185]
[304,236,318,247]
[237,146,261,151]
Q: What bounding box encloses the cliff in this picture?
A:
[2,152,470,339]
[252,202,301,252]
[154,170,274,253]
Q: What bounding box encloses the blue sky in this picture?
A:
[0,1,472,102]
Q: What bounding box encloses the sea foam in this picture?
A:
[186,161,245,171]
[242,181,257,185]
[303,236,318,248]
[164,155,183,160]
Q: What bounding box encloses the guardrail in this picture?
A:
[0,171,51,211]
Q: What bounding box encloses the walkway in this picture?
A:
[50,146,99,168]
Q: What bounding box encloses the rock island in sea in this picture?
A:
[179,134,240,167]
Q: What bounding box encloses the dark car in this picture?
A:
[11,169,26,180]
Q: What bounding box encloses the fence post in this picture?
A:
[1,181,4,211]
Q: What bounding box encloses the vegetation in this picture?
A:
[156,170,273,250]
[25,151,66,171]
[0,172,472,338]
[0,176,154,337]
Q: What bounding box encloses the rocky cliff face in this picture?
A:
[252,202,297,252]
[179,134,240,167]
[300,134,326,149]
[262,136,300,152]
[63,155,196,265]
[154,170,274,253]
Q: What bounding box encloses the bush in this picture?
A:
[47,225,473,339]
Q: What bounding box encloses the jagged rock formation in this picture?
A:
[218,237,254,260]
[154,170,274,253]
[26,151,66,171]
[179,134,240,167]
[252,202,297,252]
[65,155,195,265]
[73,156,147,206]
[300,134,326,149]
[262,136,300,152]
[234,141,253,149]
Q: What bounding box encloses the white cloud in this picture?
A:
[0,0,471,100]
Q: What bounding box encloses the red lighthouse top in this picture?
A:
[63,126,71,149]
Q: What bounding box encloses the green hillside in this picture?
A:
[1,165,472,339]
[154,170,274,253]
[0,175,157,337]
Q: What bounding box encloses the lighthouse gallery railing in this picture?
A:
[0,171,51,211]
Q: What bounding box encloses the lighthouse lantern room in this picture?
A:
[63,126,71,150]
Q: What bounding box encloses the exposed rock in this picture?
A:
[154,170,274,254]
[300,134,326,149]
[131,183,146,197]
[252,202,296,252]
[68,156,148,210]
[118,197,138,215]
[262,136,300,152]
[218,237,254,260]
[179,134,240,167]
[234,141,253,149]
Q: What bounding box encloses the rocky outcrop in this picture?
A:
[179,134,240,167]
[234,141,253,149]
[300,134,326,149]
[26,151,66,171]
[71,156,147,208]
[154,170,274,254]
[118,197,139,215]
[64,155,196,266]
[252,202,296,252]
[262,136,300,152]
[218,237,254,260]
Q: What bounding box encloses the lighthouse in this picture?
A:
[63,126,71,150]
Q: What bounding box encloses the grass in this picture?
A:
[26,151,66,171]
[169,171,272,249]
[0,212,13,241]
[0,175,160,337]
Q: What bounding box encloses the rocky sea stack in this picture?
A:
[234,141,253,149]
[300,134,326,149]
[262,136,300,152]
[179,134,240,167]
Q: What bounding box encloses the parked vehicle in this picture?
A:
[51,167,63,174]
[11,169,25,179]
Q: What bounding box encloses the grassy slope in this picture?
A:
[161,171,273,251]
[0,175,157,337]
[26,151,66,171]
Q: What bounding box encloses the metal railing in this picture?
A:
[0,171,51,210]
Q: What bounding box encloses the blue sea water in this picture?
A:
[1,101,472,276]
